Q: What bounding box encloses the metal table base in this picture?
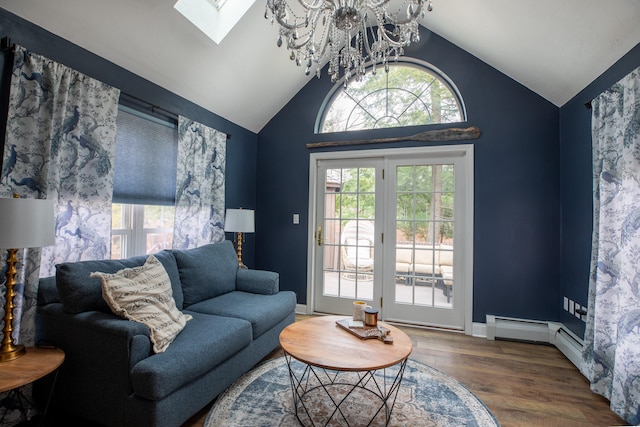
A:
[284,352,408,427]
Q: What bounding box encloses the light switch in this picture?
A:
[293,214,299,224]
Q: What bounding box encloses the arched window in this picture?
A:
[316,59,465,134]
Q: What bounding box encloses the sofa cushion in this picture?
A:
[130,312,252,401]
[173,241,238,307]
[56,251,183,314]
[154,250,185,309]
[91,255,192,353]
[187,290,297,339]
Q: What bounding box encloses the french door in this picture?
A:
[313,158,384,316]
[309,146,473,332]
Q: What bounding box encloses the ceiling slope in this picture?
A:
[1,0,639,133]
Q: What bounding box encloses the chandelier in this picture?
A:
[265,0,432,83]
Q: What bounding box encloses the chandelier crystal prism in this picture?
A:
[265,0,432,83]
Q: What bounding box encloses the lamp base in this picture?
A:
[0,343,26,362]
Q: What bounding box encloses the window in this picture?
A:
[174,0,255,44]
[111,106,178,259]
[111,204,174,259]
[317,59,465,133]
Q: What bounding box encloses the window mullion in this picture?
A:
[132,205,146,255]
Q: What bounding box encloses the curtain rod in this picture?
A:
[1,36,231,140]
[120,92,231,140]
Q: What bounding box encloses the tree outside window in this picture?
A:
[319,61,464,133]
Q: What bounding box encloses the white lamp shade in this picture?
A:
[0,198,56,249]
[224,209,255,233]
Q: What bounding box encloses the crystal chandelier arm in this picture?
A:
[381,0,424,26]
[278,9,324,50]
[295,0,333,10]
[361,1,422,51]
[273,0,329,30]
[367,0,392,8]
[277,4,336,55]
[363,6,404,51]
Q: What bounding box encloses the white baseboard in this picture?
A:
[486,315,584,369]
[486,315,550,342]
[295,304,308,315]
[549,322,584,368]
[472,322,487,338]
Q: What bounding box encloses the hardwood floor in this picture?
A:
[183,315,626,427]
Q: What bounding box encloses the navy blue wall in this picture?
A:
[257,28,561,324]
[0,8,259,266]
[6,5,637,329]
[559,43,640,338]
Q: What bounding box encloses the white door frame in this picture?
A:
[307,144,474,335]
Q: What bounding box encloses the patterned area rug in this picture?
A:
[206,357,500,427]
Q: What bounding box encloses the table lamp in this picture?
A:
[224,208,254,269]
[0,197,55,362]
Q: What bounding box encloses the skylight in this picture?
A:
[174,0,255,45]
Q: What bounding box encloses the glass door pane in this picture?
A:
[323,167,375,300]
[395,164,454,309]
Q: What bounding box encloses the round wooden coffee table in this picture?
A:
[279,315,412,426]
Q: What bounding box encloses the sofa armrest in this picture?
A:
[235,269,279,295]
[36,303,153,426]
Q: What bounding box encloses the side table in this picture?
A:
[0,347,65,425]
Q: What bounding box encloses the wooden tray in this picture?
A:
[336,319,393,343]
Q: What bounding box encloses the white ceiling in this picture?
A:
[1,0,639,133]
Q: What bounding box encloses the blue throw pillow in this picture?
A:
[173,241,238,307]
[56,250,184,314]
[57,257,146,314]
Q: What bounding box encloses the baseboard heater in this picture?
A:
[486,315,584,368]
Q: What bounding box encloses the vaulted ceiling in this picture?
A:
[1,0,639,133]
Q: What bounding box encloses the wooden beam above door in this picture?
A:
[306,126,481,149]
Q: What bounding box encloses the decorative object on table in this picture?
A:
[224,208,254,269]
[265,0,433,82]
[205,357,500,427]
[336,318,393,343]
[352,300,370,322]
[0,197,55,362]
[364,307,378,326]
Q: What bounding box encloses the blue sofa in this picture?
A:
[35,240,296,427]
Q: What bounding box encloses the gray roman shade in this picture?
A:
[113,106,178,206]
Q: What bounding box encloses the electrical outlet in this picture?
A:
[575,305,588,321]
[564,296,587,322]
[293,214,299,224]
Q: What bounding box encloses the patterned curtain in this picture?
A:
[581,66,640,425]
[0,45,120,349]
[173,116,226,249]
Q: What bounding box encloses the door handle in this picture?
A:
[316,225,323,246]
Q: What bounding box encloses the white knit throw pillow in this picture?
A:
[91,255,192,353]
